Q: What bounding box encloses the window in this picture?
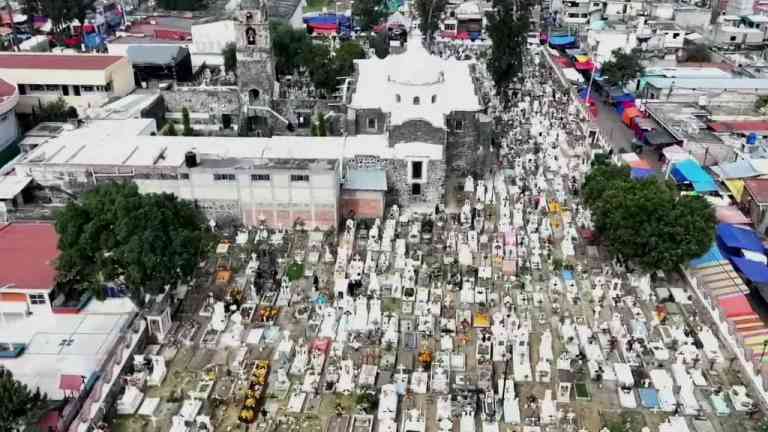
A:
[180,173,189,180]
[80,85,95,92]
[251,174,271,182]
[213,173,236,181]
[396,94,401,103]
[730,35,737,42]
[291,174,310,182]
[672,32,680,39]
[73,85,81,96]
[62,85,69,96]
[18,84,26,95]
[29,84,45,92]
[44,85,59,92]
[411,183,422,195]
[413,96,420,105]
[411,161,423,181]
[367,117,377,130]
[445,23,456,31]
[431,95,437,104]
[222,114,232,129]
[454,119,464,131]
[29,294,46,305]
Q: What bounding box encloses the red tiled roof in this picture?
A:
[0,54,123,71]
[710,120,768,134]
[0,223,59,290]
[744,178,768,204]
[59,374,84,391]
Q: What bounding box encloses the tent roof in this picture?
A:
[716,205,751,225]
[631,167,655,179]
[718,294,755,318]
[744,178,768,204]
[690,244,727,269]
[711,159,760,180]
[717,223,765,252]
[732,256,768,284]
[671,159,717,192]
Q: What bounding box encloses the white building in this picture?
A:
[562,0,602,25]
[190,20,239,67]
[0,79,19,152]
[0,53,135,115]
[728,0,755,16]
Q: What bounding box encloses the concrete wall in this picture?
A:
[0,107,19,151]
[384,159,445,211]
[161,86,241,133]
[351,108,388,135]
[341,189,385,219]
[135,166,339,228]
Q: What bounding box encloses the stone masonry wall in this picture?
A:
[350,108,387,135]
[384,159,445,210]
[446,111,492,176]
[389,119,446,146]
[161,87,241,134]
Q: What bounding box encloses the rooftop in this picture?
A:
[17,119,445,169]
[744,178,768,203]
[0,297,137,400]
[0,53,124,70]
[644,77,768,90]
[0,223,59,290]
[125,45,188,65]
[350,34,481,127]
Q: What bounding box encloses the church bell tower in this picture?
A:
[236,0,276,135]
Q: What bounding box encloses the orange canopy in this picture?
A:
[622,107,641,126]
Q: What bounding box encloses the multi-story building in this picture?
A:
[0,53,135,116]
[562,0,602,26]
[0,78,19,152]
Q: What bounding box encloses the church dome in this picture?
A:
[387,41,445,86]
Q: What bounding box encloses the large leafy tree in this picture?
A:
[414,0,447,42]
[486,0,532,94]
[270,19,315,77]
[21,0,95,36]
[0,367,47,431]
[601,48,645,88]
[222,42,237,74]
[583,165,715,272]
[352,0,387,31]
[55,182,208,299]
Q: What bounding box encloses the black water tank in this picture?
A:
[184,151,198,168]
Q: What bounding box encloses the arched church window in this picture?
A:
[413,96,420,105]
[246,12,253,23]
[396,94,401,103]
[246,26,257,45]
[249,89,260,104]
[431,95,437,103]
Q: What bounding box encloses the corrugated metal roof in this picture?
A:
[126,45,186,65]
[744,178,768,204]
[343,168,387,191]
[709,120,768,133]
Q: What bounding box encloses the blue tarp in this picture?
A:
[562,270,574,281]
[716,223,765,253]
[731,256,768,284]
[631,168,655,180]
[638,388,659,409]
[613,93,636,103]
[670,159,718,192]
[690,244,727,269]
[549,35,576,47]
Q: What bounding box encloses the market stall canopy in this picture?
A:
[670,159,717,192]
[731,257,768,284]
[689,244,727,269]
[549,34,576,47]
[718,294,754,318]
[716,206,751,225]
[711,159,760,180]
[724,179,745,201]
[631,168,655,179]
[716,223,765,253]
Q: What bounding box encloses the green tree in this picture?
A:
[223,42,237,74]
[372,29,390,59]
[156,0,206,10]
[414,0,447,43]
[0,367,47,431]
[352,0,387,31]
[601,48,645,88]
[312,112,328,136]
[582,165,715,272]
[33,97,77,123]
[271,19,314,77]
[55,182,209,299]
[182,107,193,136]
[165,122,179,136]
[683,43,711,63]
[486,0,532,94]
[21,0,95,37]
[334,41,366,77]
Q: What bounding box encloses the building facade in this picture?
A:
[0,53,135,115]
